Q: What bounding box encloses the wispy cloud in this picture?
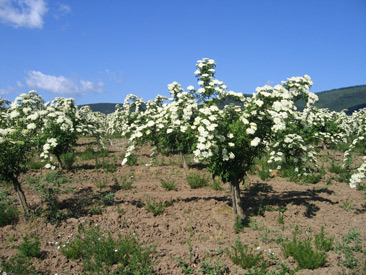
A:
[0,88,10,96]
[26,71,105,95]
[104,69,123,83]
[0,0,48,29]
[54,2,70,19]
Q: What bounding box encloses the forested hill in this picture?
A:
[79,85,366,115]
[314,85,366,113]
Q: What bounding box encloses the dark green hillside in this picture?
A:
[80,85,366,115]
[78,103,120,114]
[294,85,366,113]
[315,85,366,112]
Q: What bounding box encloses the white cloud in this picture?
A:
[0,0,48,29]
[54,2,70,19]
[104,69,123,83]
[80,80,104,94]
[0,88,9,95]
[26,71,105,95]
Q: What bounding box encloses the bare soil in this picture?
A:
[1,138,365,274]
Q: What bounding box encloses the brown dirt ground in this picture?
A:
[1,137,365,274]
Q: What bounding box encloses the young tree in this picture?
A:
[0,91,44,214]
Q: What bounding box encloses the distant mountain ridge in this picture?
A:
[79,85,366,115]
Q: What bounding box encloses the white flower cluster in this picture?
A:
[349,157,366,188]
[343,136,365,168]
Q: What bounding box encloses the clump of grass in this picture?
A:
[1,254,36,274]
[258,163,271,181]
[160,178,177,191]
[113,174,134,190]
[29,161,43,169]
[211,179,223,191]
[281,231,327,270]
[314,226,334,252]
[88,204,102,215]
[174,257,194,274]
[0,189,19,227]
[101,192,115,206]
[328,159,347,174]
[199,260,228,274]
[60,151,76,171]
[226,238,265,269]
[186,173,209,189]
[145,196,169,216]
[277,209,284,225]
[14,235,42,258]
[80,147,109,160]
[33,172,71,224]
[61,224,155,274]
[233,216,245,233]
[121,153,138,166]
[97,159,117,173]
[335,228,363,269]
[95,178,108,190]
[1,234,42,274]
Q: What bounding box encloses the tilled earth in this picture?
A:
[1,138,365,274]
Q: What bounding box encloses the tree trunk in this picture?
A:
[230,176,244,217]
[11,176,29,215]
[180,151,189,170]
[56,154,63,170]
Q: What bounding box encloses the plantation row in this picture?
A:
[1,58,365,216]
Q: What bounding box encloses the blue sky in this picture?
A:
[0,0,365,105]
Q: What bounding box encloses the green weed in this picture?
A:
[61,224,155,274]
[186,173,209,189]
[160,178,177,191]
[281,232,327,270]
[145,196,169,216]
[226,238,265,269]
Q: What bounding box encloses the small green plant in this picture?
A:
[101,192,115,205]
[211,179,223,191]
[95,178,108,189]
[145,196,169,216]
[174,257,194,274]
[335,228,363,269]
[113,174,134,190]
[314,226,334,252]
[1,254,36,274]
[281,231,327,270]
[160,178,177,191]
[14,235,42,258]
[60,151,76,171]
[277,210,284,225]
[61,224,155,273]
[340,197,356,212]
[29,161,44,169]
[80,147,109,160]
[98,159,117,173]
[258,163,271,181]
[253,199,273,217]
[80,147,97,160]
[1,233,41,274]
[121,153,138,166]
[199,259,228,274]
[33,172,69,224]
[233,216,245,233]
[186,173,209,189]
[0,189,19,227]
[329,159,347,174]
[226,238,265,269]
[357,183,366,190]
[89,204,102,215]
